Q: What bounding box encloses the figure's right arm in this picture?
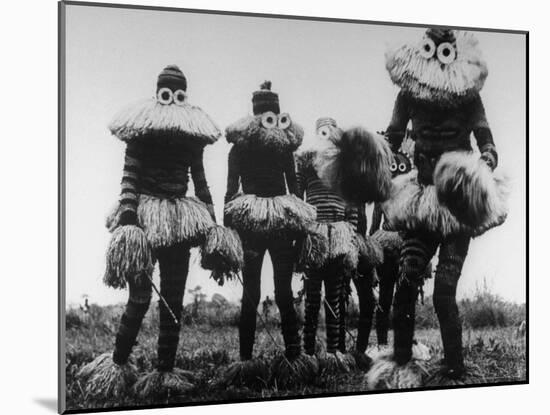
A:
[385,90,410,152]
[224,145,241,205]
[295,154,306,201]
[118,140,142,226]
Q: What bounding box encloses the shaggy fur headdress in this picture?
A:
[385,29,488,105]
[225,82,304,152]
[108,65,221,145]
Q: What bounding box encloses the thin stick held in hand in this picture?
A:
[146,274,179,325]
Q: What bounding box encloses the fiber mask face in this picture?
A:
[225,112,303,152]
[389,152,412,178]
[385,29,488,105]
[108,65,221,145]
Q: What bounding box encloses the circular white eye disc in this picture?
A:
[261,111,278,129]
[278,113,291,129]
[419,37,436,59]
[437,42,456,64]
[157,87,173,105]
[173,89,187,105]
[317,125,331,138]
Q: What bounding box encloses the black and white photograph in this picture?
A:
[58,1,527,412]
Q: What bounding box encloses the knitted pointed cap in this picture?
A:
[316,117,337,130]
[252,81,280,115]
[425,28,456,45]
[157,65,187,92]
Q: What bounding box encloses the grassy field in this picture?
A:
[65,297,526,411]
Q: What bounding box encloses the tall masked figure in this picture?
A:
[366,29,509,389]
[223,82,319,387]
[78,65,241,401]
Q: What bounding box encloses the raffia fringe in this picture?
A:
[109,98,221,144]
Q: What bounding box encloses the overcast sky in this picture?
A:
[64,4,526,306]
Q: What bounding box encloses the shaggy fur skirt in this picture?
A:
[381,166,508,238]
[298,221,384,276]
[224,193,316,238]
[298,221,358,273]
[107,194,214,248]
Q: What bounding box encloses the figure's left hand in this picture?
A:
[481,152,497,171]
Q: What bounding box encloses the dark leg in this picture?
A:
[239,241,265,360]
[393,232,438,364]
[338,275,351,353]
[303,270,322,355]
[433,235,470,376]
[112,273,152,365]
[156,243,190,371]
[353,271,376,353]
[270,238,301,358]
[323,262,344,354]
[375,259,399,345]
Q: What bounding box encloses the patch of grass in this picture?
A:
[65,301,526,411]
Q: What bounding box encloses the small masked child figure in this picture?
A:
[78,65,241,400]
[370,150,432,349]
[296,117,375,373]
[223,82,318,387]
[366,28,509,389]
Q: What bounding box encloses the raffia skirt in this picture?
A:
[106,194,214,248]
[223,193,317,239]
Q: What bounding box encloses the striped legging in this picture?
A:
[303,259,345,355]
[112,243,190,371]
[393,231,470,369]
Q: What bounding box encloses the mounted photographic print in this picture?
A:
[58,1,528,413]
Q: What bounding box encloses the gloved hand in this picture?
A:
[118,210,138,226]
[481,152,497,171]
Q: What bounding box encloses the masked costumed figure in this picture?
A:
[313,123,393,370]
[296,117,380,373]
[369,150,432,350]
[78,65,241,401]
[223,82,318,387]
[365,28,509,389]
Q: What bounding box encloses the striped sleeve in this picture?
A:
[295,154,306,200]
[119,141,142,216]
[471,94,498,169]
[190,147,215,220]
[386,90,410,152]
[224,145,240,204]
[284,151,299,196]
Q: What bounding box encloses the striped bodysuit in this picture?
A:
[296,150,369,355]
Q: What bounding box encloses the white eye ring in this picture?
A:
[317,125,331,139]
[173,89,187,106]
[419,37,436,59]
[261,111,278,129]
[398,163,407,172]
[437,42,456,64]
[390,162,397,172]
[278,113,291,129]
[157,87,173,105]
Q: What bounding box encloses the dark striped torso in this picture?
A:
[296,151,358,227]
[119,136,212,217]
